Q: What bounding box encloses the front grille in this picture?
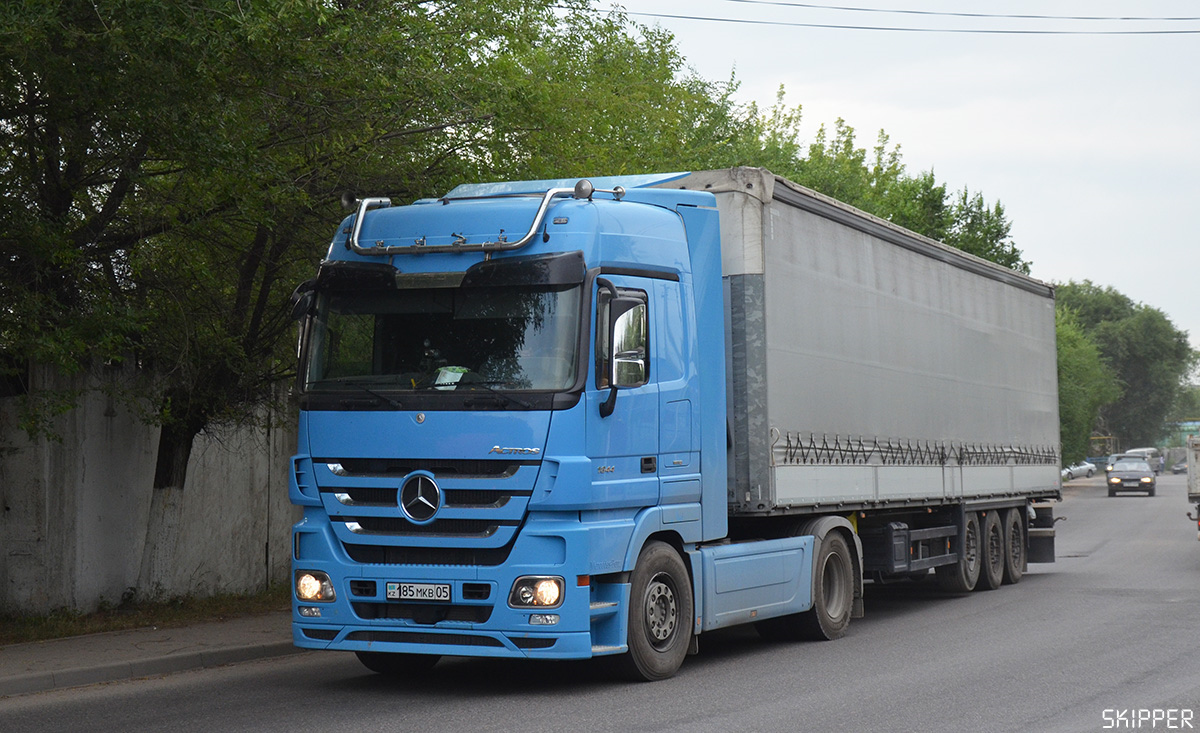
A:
[326,486,525,509]
[319,456,536,568]
[351,517,512,537]
[343,542,516,567]
[350,580,377,597]
[345,630,504,648]
[352,602,492,624]
[327,458,532,478]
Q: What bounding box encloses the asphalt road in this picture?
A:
[3,473,1198,733]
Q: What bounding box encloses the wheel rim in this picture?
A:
[964,521,979,575]
[987,523,1004,574]
[822,550,851,619]
[1008,517,1024,566]
[644,572,678,648]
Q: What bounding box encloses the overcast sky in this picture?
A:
[605,0,1200,352]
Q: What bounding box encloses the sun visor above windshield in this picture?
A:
[315,260,397,290]
[460,251,585,288]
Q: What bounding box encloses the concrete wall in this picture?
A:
[0,364,299,615]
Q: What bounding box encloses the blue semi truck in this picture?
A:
[288,167,1061,681]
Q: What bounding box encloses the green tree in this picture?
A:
[947,189,1028,273]
[0,0,596,485]
[1056,281,1197,447]
[0,0,1046,490]
[1056,308,1121,463]
[711,94,1028,271]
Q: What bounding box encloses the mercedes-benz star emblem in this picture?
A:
[399,473,441,523]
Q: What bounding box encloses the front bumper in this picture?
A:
[291,512,629,660]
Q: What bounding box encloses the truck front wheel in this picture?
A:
[616,541,693,682]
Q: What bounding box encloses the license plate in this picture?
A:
[386,582,451,602]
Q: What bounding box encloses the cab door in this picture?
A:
[586,276,659,509]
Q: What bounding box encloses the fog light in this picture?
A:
[530,613,560,626]
[299,606,321,618]
[296,570,336,602]
[508,576,564,608]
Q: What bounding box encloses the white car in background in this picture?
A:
[1061,461,1096,480]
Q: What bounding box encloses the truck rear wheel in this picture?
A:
[977,511,1005,591]
[799,531,853,640]
[616,540,693,682]
[936,511,980,593]
[355,651,440,677]
[1002,507,1025,585]
[755,531,854,642]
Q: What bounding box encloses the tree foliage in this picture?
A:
[1055,281,1197,448]
[704,90,1030,272]
[0,1,1038,487]
[1,0,596,485]
[1056,308,1121,463]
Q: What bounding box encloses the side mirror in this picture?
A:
[290,280,316,321]
[609,302,647,387]
[596,278,648,418]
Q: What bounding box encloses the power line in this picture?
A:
[712,0,1200,23]
[618,9,1200,35]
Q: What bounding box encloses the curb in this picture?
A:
[1,641,304,698]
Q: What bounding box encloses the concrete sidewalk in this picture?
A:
[0,611,302,698]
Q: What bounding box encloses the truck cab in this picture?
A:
[289,175,735,679]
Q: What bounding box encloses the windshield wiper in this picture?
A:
[320,378,405,409]
[407,374,534,409]
[458,380,533,409]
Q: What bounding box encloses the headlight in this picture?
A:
[1109,476,1121,484]
[1140,476,1153,483]
[508,576,564,608]
[295,570,336,602]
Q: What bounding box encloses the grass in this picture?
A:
[0,584,290,646]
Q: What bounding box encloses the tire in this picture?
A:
[616,541,693,682]
[355,651,440,677]
[756,531,854,642]
[799,532,854,640]
[936,511,981,593]
[1086,469,1094,477]
[1108,488,1116,497]
[977,510,1005,591]
[1001,507,1025,585]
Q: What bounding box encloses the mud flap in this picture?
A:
[1028,502,1057,563]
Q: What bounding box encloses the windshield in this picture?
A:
[1112,461,1150,472]
[304,283,581,393]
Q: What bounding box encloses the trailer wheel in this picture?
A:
[1001,507,1025,585]
[936,511,980,593]
[977,510,1004,591]
[799,531,854,640]
[355,651,440,677]
[616,541,693,682]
